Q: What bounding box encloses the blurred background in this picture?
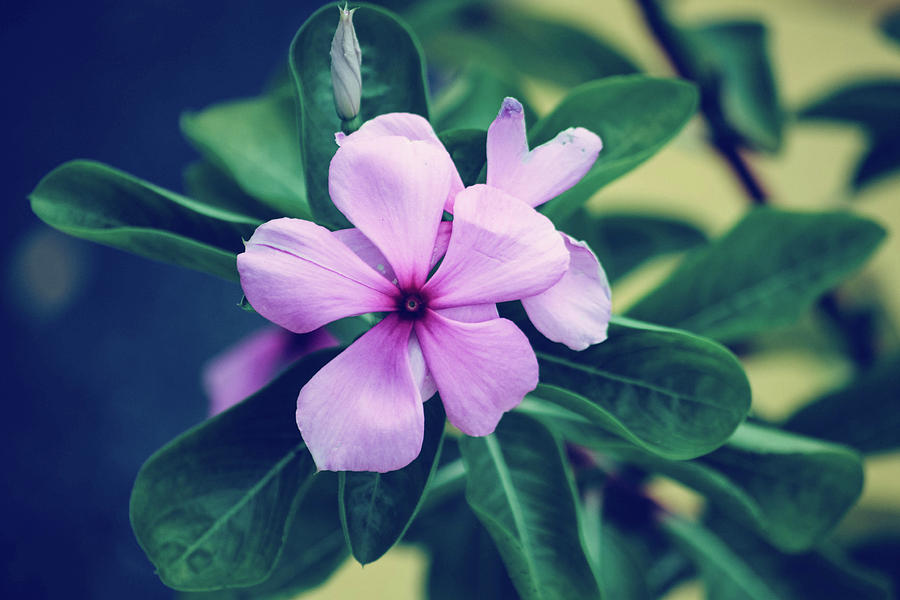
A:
[2,0,899,598]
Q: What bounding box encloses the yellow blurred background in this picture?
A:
[304,0,900,597]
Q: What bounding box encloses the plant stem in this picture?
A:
[635,0,875,367]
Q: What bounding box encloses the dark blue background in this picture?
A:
[2,2,320,597]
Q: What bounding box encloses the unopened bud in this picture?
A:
[330,4,362,121]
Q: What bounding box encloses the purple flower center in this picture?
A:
[398,292,426,320]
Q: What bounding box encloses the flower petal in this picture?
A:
[416,310,538,436]
[522,234,611,350]
[204,327,337,416]
[423,185,569,308]
[297,314,423,472]
[487,97,602,208]
[335,113,464,212]
[333,227,397,284]
[329,136,454,289]
[238,218,398,333]
[408,331,437,401]
[435,304,499,323]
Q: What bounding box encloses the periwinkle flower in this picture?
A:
[238,136,569,472]
[330,4,362,121]
[337,98,611,351]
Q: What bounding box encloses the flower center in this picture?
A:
[398,292,426,320]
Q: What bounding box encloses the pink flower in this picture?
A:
[337,98,612,351]
[237,135,569,472]
[203,327,338,417]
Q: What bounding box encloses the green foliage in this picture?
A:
[339,400,445,565]
[130,350,340,590]
[527,317,751,460]
[407,1,639,88]
[431,65,538,132]
[800,80,900,188]
[437,128,488,187]
[785,353,900,454]
[560,211,708,283]
[881,8,900,46]
[530,76,699,225]
[180,88,311,219]
[460,413,601,600]
[182,473,347,600]
[183,161,282,223]
[614,422,864,552]
[690,21,783,152]
[290,3,430,229]
[627,209,886,341]
[30,160,259,282]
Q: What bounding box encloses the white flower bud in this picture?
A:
[330,5,362,121]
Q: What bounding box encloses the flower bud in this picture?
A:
[330,5,362,121]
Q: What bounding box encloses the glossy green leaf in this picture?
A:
[662,516,781,600]
[560,211,707,282]
[182,473,347,600]
[180,88,310,218]
[339,399,445,565]
[404,446,520,600]
[691,21,783,152]
[290,3,429,228]
[130,349,340,590]
[438,128,487,187]
[531,76,698,225]
[627,209,886,342]
[432,65,538,132]
[704,515,893,599]
[183,161,282,222]
[529,317,751,460]
[460,413,602,600]
[785,354,900,454]
[800,79,900,132]
[30,160,260,282]
[614,422,863,552]
[410,3,638,88]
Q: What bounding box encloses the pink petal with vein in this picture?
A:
[487,97,602,208]
[238,218,398,333]
[297,314,423,472]
[423,185,569,308]
[522,234,611,350]
[416,310,538,436]
[335,113,464,211]
[329,137,453,289]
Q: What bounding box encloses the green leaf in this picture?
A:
[881,9,900,45]
[130,349,340,590]
[662,516,781,600]
[690,21,783,152]
[432,65,538,132]
[290,3,430,229]
[30,160,260,282]
[799,79,900,132]
[626,208,886,342]
[183,161,282,222]
[785,353,900,454]
[531,76,699,225]
[560,211,707,282]
[527,316,751,460]
[180,88,311,218]
[181,473,347,600]
[339,399,446,565]
[703,514,893,599]
[853,134,900,189]
[460,413,602,600]
[438,128,487,187]
[614,422,863,552]
[410,3,639,88]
